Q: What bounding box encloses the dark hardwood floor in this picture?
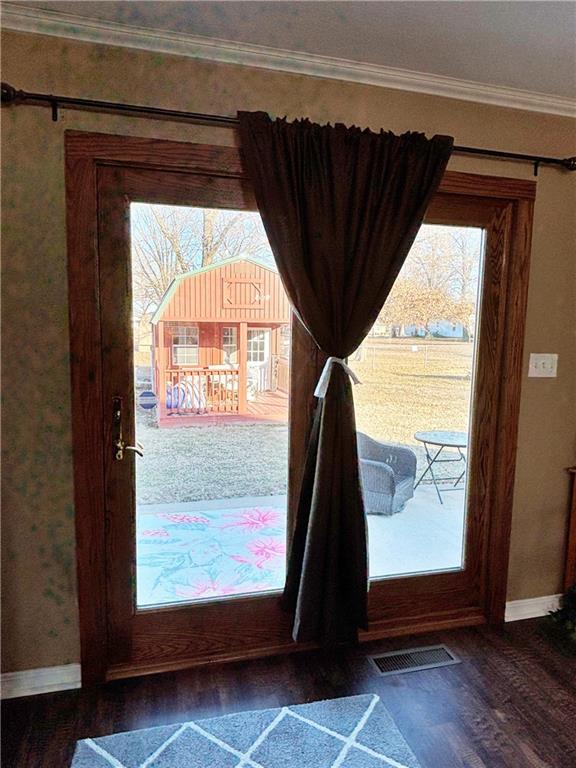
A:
[2,619,575,768]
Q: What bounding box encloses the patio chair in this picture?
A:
[357,432,417,516]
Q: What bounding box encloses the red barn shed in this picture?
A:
[150,257,291,426]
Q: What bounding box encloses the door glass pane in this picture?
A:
[222,327,238,365]
[130,204,291,607]
[354,224,485,579]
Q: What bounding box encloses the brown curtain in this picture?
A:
[238,112,453,644]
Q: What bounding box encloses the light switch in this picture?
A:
[528,353,558,378]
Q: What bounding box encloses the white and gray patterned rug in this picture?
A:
[71,693,421,767]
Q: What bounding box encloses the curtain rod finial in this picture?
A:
[562,156,576,172]
[1,82,19,105]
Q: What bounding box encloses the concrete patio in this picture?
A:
[136,484,466,607]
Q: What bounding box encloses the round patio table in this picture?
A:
[413,430,468,505]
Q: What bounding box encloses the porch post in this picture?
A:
[157,321,167,419]
[239,321,248,413]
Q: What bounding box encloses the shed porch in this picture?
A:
[151,258,291,426]
[158,388,289,427]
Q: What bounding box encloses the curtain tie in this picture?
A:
[314,356,361,399]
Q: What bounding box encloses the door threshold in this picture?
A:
[103,608,486,682]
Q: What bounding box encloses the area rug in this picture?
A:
[71,693,421,767]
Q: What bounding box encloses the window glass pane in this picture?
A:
[223,327,238,365]
[130,204,291,608]
[172,326,198,346]
[248,329,266,362]
[173,345,199,366]
[354,224,485,581]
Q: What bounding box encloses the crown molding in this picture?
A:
[2,3,575,118]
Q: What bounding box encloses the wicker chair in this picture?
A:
[357,432,417,516]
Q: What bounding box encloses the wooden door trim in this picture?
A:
[485,194,534,620]
[66,139,108,684]
[565,468,576,590]
[65,131,247,176]
[66,130,535,683]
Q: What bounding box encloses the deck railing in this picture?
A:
[164,367,240,414]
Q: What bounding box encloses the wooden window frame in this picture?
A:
[171,324,199,367]
[65,131,535,683]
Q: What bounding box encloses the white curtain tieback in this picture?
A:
[314,356,362,399]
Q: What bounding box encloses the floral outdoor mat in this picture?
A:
[137,505,287,606]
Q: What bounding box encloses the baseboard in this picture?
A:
[1,663,81,699]
[504,594,561,622]
[0,597,562,697]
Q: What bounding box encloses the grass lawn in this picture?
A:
[353,339,473,444]
[136,340,474,504]
[136,418,289,505]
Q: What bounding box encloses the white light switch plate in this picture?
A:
[528,353,558,378]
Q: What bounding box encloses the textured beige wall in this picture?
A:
[2,30,575,672]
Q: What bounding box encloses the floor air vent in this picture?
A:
[368,644,460,676]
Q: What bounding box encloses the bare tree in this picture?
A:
[380,279,464,336]
[402,226,480,301]
[130,204,272,324]
[378,226,480,337]
[131,206,194,321]
[403,228,453,291]
[446,229,481,303]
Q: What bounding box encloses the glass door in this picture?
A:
[94,158,301,679]
[67,133,533,682]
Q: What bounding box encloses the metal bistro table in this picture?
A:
[414,430,468,504]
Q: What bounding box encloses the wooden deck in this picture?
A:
[158,389,289,427]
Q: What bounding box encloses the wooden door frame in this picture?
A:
[65,131,535,684]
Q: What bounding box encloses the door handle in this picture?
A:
[113,397,144,461]
[124,442,144,457]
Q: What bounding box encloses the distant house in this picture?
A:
[151,257,291,425]
[401,320,468,339]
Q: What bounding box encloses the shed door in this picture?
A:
[247,328,271,392]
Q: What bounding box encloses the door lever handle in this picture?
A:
[124,442,144,457]
[114,437,144,460]
[112,397,144,460]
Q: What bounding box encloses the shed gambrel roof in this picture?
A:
[150,256,290,325]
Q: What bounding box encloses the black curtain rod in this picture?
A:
[2,82,575,176]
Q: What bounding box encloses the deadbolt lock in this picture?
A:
[113,397,144,461]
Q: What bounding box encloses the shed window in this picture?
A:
[223,327,238,365]
[172,326,199,366]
